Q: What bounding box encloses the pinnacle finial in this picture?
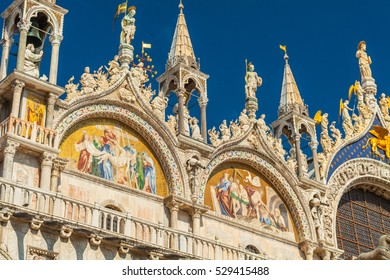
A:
[279,45,288,63]
[179,0,184,14]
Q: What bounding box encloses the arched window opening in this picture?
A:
[245,245,260,255]
[336,187,390,259]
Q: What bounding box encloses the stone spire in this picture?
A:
[278,52,307,117]
[167,0,197,69]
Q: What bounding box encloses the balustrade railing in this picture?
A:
[0,180,266,260]
[0,117,58,148]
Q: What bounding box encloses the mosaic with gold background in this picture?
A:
[205,165,297,239]
[59,119,167,196]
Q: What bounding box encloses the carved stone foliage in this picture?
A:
[198,150,311,241]
[118,85,136,103]
[54,104,184,196]
[65,57,125,102]
[326,158,390,246]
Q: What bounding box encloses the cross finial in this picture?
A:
[179,0,184,14]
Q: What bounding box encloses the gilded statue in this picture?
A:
[121,7,136,45]
[362,125,390,159]
[356,41,372,80]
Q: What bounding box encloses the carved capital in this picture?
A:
[198,97,209,108]
[13,80,25,94]
[41,152,56,167]
[17,20,31,32]
[47,93,57,107]
[49,33,63,45]
[89,234,103,247]
[30,216,44,231]
[188,208,203,219]
[309,141,319,150]
[0,208,13,223]
[60,225,73,239]
[4,140,20,155]
[300,242,316,260]
[53,157,68,173]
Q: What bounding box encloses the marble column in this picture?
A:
[16,20,31,72]
[294,134,303,177]
[46,93,57,129]
[11,80,25,118]
[0,37,13,80]
[50,158,67,192]
[198,97,208,142]
[40,152,56,190]
[177,90,185,135]
[49,34,63,84]
[2,140,19,180]
[190,209,202,236]
[309,141,320,181]
[166,201,180,250]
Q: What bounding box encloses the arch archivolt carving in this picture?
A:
[198,149,314,242]
[26,6,60,35]
[182,74,205,95]
[6,9,22,37]
[54,102,185,197]
[325,158,390,246]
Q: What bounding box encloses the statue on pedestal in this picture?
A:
[121,7,136,45]
[356,41,372,80]
[245,63,262,99]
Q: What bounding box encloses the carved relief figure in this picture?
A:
[330,121,342,147]
[65,76,80,100]
[356,41,372,80]
[24,44,43,78]
[220,120,231,142]
[106,55,121,84]
[230,120,241,139]
[80,67,97,94]
[239,109,251,131]
[309,193,325,244]
[379,93,390,120]
[167,115,178,135]
[257,114,271,133]
[341,100,354,138]
[208,127,221,147]
[151,92,168,120]
[245,64,262,99]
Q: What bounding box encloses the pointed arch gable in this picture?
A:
[54,103,184,196]
[198,150,314,242]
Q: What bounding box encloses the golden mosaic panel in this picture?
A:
[59,119,167,196]
[205,165,297,239]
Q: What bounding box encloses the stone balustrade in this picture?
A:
[0,117,58,149]
[0,179,266,260]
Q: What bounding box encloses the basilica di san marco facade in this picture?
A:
[0,0,389,261]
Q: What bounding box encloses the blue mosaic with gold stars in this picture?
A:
[327,116,388,180]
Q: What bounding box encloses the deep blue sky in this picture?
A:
[2,0,390,134]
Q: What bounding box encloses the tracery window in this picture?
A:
[336,187,390,259]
